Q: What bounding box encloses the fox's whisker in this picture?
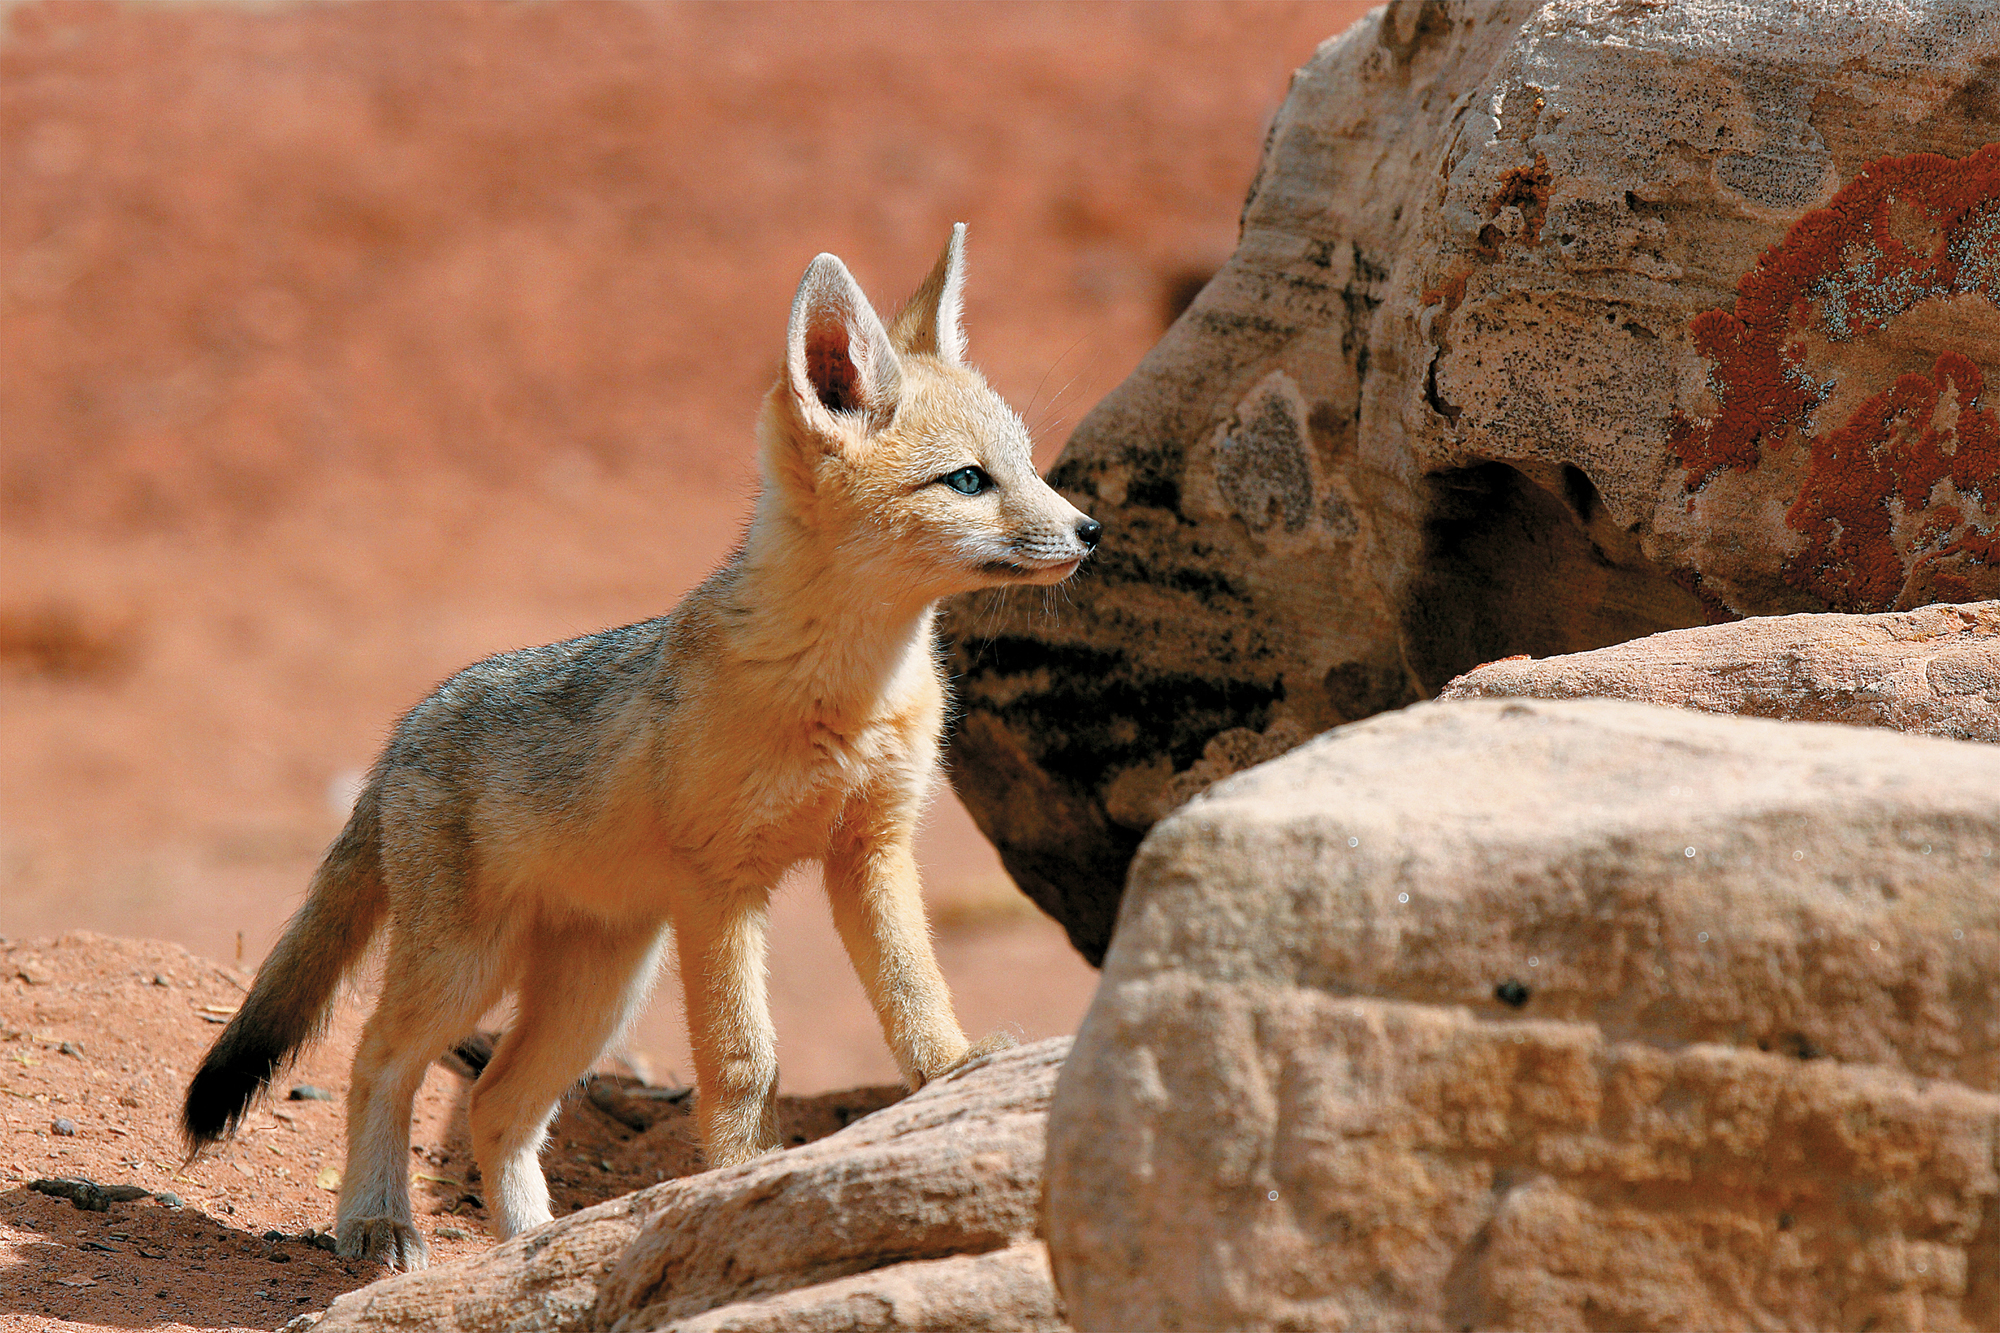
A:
[1023,332,1092,425]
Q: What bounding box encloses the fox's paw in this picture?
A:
[337,1216,429,1271]
[938,1030,1018,1081]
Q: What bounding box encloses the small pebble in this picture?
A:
[151,974,171,987]
[58,1041,83,1058]
[268,1250,292,1263]
[29,1176,110,1211]
[154,1191,185,1209]
[288,1085,335,1102]
[434,1226,468,1241]
[263,1229,286,1242]
[51,1117,77,1136]
[310,1232,338,1252]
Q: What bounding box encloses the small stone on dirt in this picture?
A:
[153,1190,185,1208]
[58,1040,83,1057]
[51,1116,77,1135]
[31,1176,110,1211]
[17,962,54,985]
[288,1084,334,1101]
[435,1225,468,1240]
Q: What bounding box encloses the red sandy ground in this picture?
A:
[0,2,1370,1326]
[1,932,906,1332]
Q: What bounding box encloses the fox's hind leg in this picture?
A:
[468,918,666,1239]
[672,886,784,1167]
[824,836,977,1089]
[339,927,509,1271]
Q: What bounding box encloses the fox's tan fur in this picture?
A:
[182,226,1098,1270]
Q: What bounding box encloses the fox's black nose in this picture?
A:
[1076,517,1103,550]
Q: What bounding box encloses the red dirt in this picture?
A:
[0,3,1371,1327]
[1,932,904,1332]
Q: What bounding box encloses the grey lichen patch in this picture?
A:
[1320,491,1361,542]
[1716,151,1831,214]
[1950,201,2000,295]
[1213,372,1315,534]
[1713,65,1835,216]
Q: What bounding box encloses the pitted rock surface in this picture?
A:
[1443,600,2000,742]
[1046,698,2000,1330]
[945,0,2000,963]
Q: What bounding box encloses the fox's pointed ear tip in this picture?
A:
[802,252,852,284]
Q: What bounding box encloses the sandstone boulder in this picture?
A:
[1045,699,2000,1330]
[1442,600,2000,742]
[318,1038,1068,1333]
[945,0,2000,963]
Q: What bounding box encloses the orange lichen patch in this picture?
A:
[1787,353,1999,609]
[1425,156,1553,313]
[1669,144,2000,611]
[1491,154,1551,241]
[1422,268,1472,312]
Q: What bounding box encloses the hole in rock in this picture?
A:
[1400,461,1709,693]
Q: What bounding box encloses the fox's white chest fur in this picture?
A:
[698,652,938,857]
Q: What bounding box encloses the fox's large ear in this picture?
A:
[887,223,967,364]
[787,253,903,441]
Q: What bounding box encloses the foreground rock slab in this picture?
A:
[946,0,2000,964]
[318,1038,1069,1333]
[1444,601,2000,742]
[1046,699,2000,1330]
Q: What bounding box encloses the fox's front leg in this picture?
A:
[672,887,783,1168]
[824,831,978,1089]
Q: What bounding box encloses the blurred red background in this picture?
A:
[0,0,1369,1090]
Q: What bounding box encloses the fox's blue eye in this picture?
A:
[941,466,991,496]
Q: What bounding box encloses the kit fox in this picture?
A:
[181,225,1100,1270]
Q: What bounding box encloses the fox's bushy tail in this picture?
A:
[182,783,388,1152]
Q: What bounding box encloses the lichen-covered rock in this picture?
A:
[1045,699,2000,1330]
[1442,600,2000,741]
[945,0,2000,964]
[316,1038,1069,1333]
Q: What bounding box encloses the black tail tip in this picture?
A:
[442,1030,499,1080]
[181,1052,278,1151]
